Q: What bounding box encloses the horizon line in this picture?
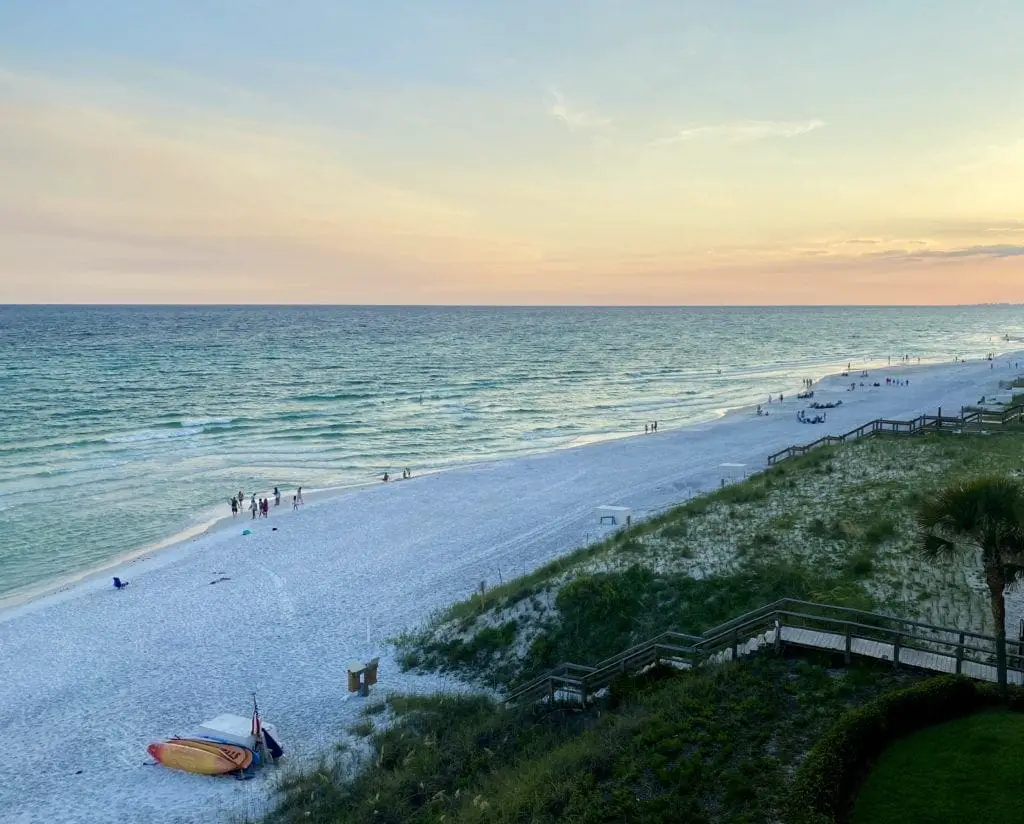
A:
[2,302,1022,310]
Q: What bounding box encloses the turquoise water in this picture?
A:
[1,305,1021,597]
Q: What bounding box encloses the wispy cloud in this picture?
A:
[879,244,1024,260]
[546,88,610,130]
[653,118,825,145]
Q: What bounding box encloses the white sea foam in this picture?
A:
[105,427,204,444]
[179,417,235,428]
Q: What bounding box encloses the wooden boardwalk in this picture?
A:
[506,599,1024,705]
[777,625,1024,686]
[766,402,1024,465]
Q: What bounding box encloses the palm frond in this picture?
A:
[916,475,1024,563]
[918,532,960,561]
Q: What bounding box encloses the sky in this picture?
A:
[1,1,1023,305]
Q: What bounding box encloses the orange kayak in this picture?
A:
[147,739,252,775]
[169,738,254,769]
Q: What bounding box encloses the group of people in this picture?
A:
[848,374,910,391]
[797,409,828,425]
[229,486,303,518]
[382,468,413,483]
[643,421,659,434]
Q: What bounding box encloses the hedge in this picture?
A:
[786,675,1022,824]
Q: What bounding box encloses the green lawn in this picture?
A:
[852,711,1024,824]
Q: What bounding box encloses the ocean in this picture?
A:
[1,304,1021,599]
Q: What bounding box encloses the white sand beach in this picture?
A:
[1,354,1022,824]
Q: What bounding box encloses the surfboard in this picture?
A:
[190,736,261,766]
[147,740,249,775]
[170,738,254,769]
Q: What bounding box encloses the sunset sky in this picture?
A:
[1,1,1023,304]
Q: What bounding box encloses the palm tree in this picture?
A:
[917,476,1024,694]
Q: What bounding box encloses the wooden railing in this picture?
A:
[504,598,1023,706]
[766,403,1024,465]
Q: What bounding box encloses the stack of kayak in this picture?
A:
[148,702,284,778]
[148,738,256,776]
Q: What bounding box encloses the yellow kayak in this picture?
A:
[147,739,248,775]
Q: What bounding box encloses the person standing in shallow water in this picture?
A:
[273,487,280,506]
[230,496,238,518]
[296,486,303,505]
[250,496,258,519]
[292,495,299,511]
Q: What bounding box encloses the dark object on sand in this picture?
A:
[262,727,284,761]
[113,577,129,589]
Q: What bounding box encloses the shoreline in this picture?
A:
[2,350,1022,823]
[2,349,1019,619]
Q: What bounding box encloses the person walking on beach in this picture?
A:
[262,498,269,518]
[273,487,280,506]
[230,496,238,518]
[644,423,649,434]
[296,486,303,505]
[250,496,258,519]
[292,494,299,511]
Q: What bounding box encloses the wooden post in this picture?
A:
[731,630,739,660]
[956,632,965,675]
[844,623,853,665]
[893,632,901,669]
[549,679,556,703]
[773,616,782,654]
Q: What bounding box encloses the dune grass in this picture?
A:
[396,432,1024,688]
[262,656,922,824]
[852,710,1024,824]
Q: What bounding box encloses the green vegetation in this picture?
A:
[263,657,922,824]
[398,433,1024,689]
[852,711,1024,824]
[400,557,873,686]
[788,676,991,823]
[916,476,1024,693]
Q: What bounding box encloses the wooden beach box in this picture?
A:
[347,657,380,693]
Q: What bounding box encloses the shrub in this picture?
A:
[862,519,896,546]
[661,520,689,540]
[843,548,875,578]
[718,484,768,505]
[808,517,829,538]
[787,676,1004,823]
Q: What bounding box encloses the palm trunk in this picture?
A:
[985,567,1008,696]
